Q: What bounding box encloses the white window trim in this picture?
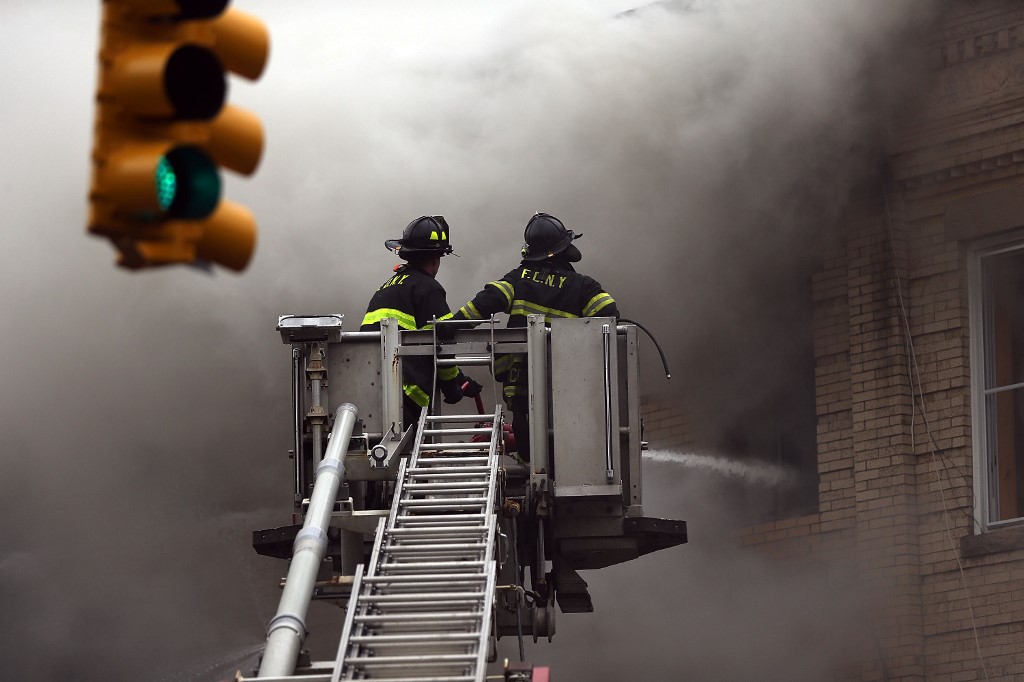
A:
[968,229,1024,533]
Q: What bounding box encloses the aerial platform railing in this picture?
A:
[274,314,647,514]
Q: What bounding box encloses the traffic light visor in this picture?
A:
[194,199,257,271]
[119,0,229,19]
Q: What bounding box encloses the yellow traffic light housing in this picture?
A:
[88,0,268,272]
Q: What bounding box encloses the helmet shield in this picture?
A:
[521,212,582,262]
[385,215,454,258]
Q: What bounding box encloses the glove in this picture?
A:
[441,381,464,404]
[461,378,484,398]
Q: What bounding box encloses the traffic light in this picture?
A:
[88,0,269,272]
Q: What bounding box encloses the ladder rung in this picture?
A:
[338,676,473,682]
[425,414,485,423]
[403,482,489,492]
[386,541,485,551]
[397,493,485,503]
[355,600,484,612]
[354,612,484,623]
[345,644,475,655]
[382,558,485,567]
[422,427,491,436]
[419,442,490,452]
[237,676,332,682]
[407,469,492,478]
[363,573,488,584]
[384,543,486,553]
[359,586,485,596]
[394,514,487,524]
[383,555,485,565]
[361,591,485,603]
[396,512,487,520]
[408,457,490,466]
[346,654,477,666]
[388,527,487,537]
[389,531,486,539]
[395,506,487,514]
[350,630,481,638]
[380,560,484,570]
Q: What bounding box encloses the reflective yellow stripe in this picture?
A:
[423,311,454,331]
[510,300,578,321]
[489,280,514,308]
[422,311,454,331]
[503,385,518,398]
[362,309,417,330]
[494,355,515,373]
[404,383,430,407]
[458,301,483,320]
[438,366,459,381]
[583,293,615,317]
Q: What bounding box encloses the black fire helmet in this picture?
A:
[385,216,454,258]
[521,212,582,262]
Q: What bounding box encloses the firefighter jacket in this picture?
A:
[452,258,619,404]
[360,265,460,407]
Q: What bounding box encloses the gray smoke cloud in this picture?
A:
[500,455,873,681]
[0,0,936,679]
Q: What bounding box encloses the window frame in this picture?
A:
[969,229,1024,532]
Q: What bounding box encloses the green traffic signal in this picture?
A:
[155,146,221,220]
[155,156,177,211]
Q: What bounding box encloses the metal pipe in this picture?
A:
[291,347,303,506]
[603,324,614,482]
[311,383,323,468]
[307,344,327,469]
[258,403,358,679]
[338,331,382,340]
[435,356,494,366]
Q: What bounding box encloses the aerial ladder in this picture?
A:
[243,314,687,680]
[332,406,502,681]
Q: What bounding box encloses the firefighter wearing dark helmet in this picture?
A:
[452,212,619,461]
[361,216,482,424]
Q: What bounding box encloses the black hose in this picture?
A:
[620,318,672,380]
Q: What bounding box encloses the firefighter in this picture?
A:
[452,212,619,461]
[361,215,482,426]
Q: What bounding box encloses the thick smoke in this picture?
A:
[499,456,873,681]
[0,0,936,679]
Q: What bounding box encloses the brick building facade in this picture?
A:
[642,2,1024,679]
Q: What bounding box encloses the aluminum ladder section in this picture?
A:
[331,406,503,682]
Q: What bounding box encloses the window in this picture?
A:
[970,235,1024,529]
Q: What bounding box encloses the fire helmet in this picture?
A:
[521,212,582,262]
[385,216,454,258]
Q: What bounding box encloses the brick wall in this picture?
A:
[645,2,1024,679]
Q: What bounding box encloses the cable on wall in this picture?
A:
[881,181,990,681]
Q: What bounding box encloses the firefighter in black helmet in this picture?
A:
[361,216,482,425]
[451,212,619,462]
